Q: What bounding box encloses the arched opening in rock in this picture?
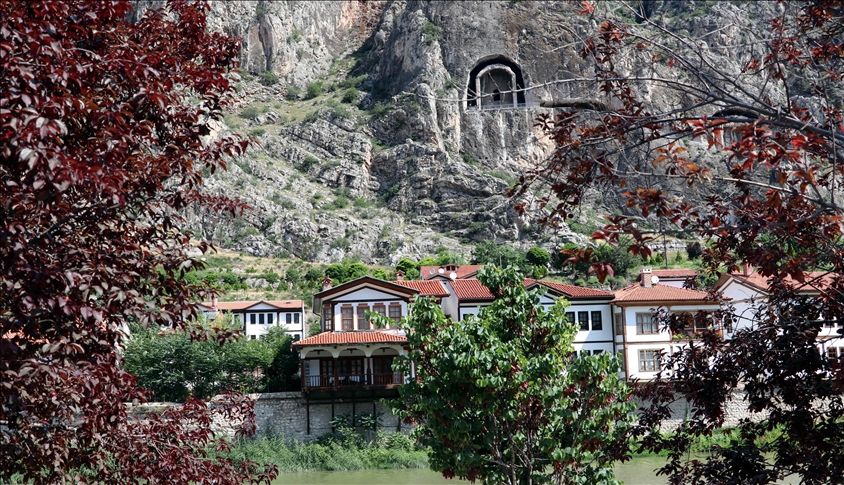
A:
[466,56,526,109]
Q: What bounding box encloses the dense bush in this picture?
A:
[324,260,368,284]
[525,246,551,267]
[259,70,278,86]
[341,87,359,104]
[686,241,703,260]
[122,324,299,401]
[305,81,323,99]
[239,105,260,119]
[395,258,420,279]
[472,240,524,268]
[285,85,301,100]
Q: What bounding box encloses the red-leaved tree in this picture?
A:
[0,1,275,483]
[513,0,844,483]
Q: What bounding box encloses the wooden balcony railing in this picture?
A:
[302,372,404,390]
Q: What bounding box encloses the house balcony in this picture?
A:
[301,371,404,391]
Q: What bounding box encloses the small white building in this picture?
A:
[294,276,450,392]
[713,266,843,358]
[441,277,616,356]
[611,268,723,380]
[202,298,306,340]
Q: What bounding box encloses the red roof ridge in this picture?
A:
[612,283,720,303]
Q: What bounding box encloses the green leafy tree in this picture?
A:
[122,322,299,400]
[417,256,437,267]
[393,267,633,485]
[525,246,551,267]
[395,258,420,279]
[263,327,301,392]
[434,246,467,265]
[472,240,525,267]
[324,259,369,284]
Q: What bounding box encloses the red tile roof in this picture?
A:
[612,283,720,303]
[204,300,304,311]
[449,279,495,300]
[292,331,407,347]
[525,279,614,299]
[450,278,613,301]
[391,280,450,297]
[722,269,834,294]
[421,264,484,280]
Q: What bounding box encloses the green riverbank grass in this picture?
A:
[630,426,784,457]
[216,432,428,473]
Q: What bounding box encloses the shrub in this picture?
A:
[330,237,351,250]
[686,241,703,260]
[285,85,302,100]
[239,105,260,120]
[248,128,265,137]
[259,70,278,86]
[525,246,551,267]
[301,155,319,171]
[461,152,478,166]
[369,102,389,119]
[341,87,359,104]
[353,197,373,208]
[258,272,281,284]
[288,29,302,43]
[338,74,367,89]
[421,20,440,44]
[325,196,350,210]
[305,81,323,99]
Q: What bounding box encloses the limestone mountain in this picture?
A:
[132,0,774,265]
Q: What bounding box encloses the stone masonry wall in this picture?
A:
[138,389,774,440]
[249,392,404,441]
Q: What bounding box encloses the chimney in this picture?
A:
[321,276,333,291]
[742,263,752,276]
[641,267,653,288]
[211,296,218,311]
[395,270,405,281]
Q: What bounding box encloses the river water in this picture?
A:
[272,456,671,484]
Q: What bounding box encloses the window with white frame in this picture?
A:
[636,313,659,334]
[638,349,660,372]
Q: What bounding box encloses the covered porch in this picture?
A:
[298,343,409,392]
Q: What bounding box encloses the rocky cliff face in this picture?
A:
[134,1,772,264]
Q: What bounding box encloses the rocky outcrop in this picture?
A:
[138,1,772,264]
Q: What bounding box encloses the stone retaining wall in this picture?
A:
[137,389,772,440]
[250,392,403,441]
[634,389,768,432]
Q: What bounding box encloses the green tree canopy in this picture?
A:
[393,267,633,485]
[122,322,299,401]
[395,258,420,279]
[324,259,369,284]
[472,240,525,267]
[525,246,551,267]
